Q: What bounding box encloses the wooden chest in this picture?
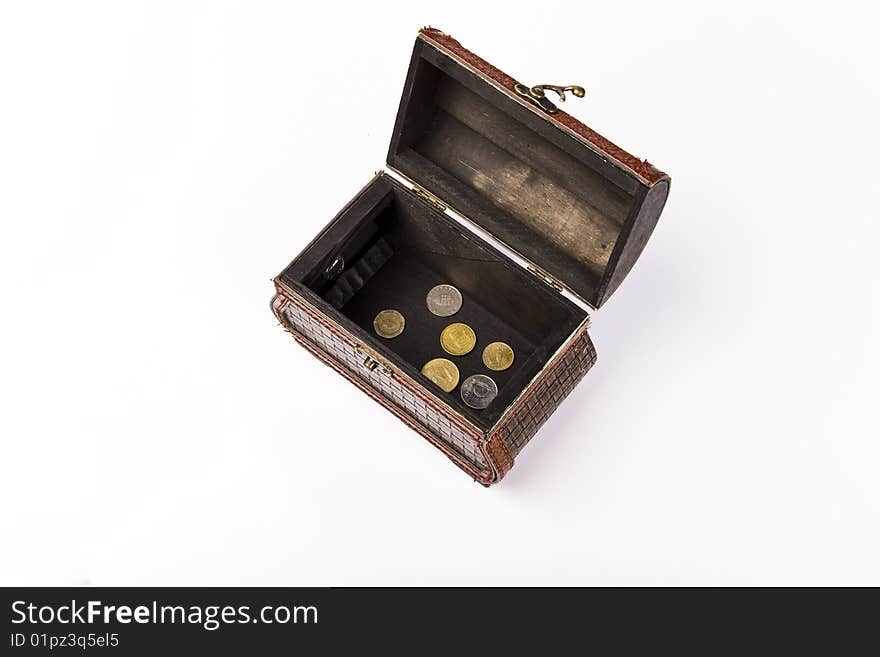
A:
[272,28,670,484]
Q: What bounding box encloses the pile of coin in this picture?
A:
[372,283,515,411]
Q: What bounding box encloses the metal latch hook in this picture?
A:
[514,82,586,114]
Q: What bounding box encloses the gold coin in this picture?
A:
[421,358,460,393]
[373,309,405,339]
[440,322,476,356]
[482,342,515,371]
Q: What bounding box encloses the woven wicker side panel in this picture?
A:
[272,293,492,480]
[493,327,597,459]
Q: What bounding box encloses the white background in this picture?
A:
[1,1,877,586]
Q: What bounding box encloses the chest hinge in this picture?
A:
[412,185,447,212]
[527,265,565,293]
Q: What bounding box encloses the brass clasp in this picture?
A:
[355,345,393,376]
[514,82,585,114]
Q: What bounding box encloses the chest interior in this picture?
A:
[280,175,587,430]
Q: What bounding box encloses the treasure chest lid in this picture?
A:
[387,28,671,309]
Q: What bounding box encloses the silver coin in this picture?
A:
[426,284,462,317]
[460,374,498,410]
